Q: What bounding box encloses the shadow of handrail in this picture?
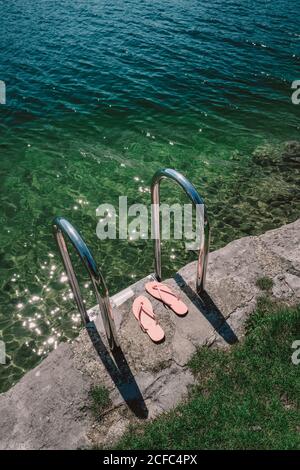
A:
[174,273,238,345]
[86,322,148,419]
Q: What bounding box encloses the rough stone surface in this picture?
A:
[0,343,93,450]
[282,141,300,164]
[0,219,299,449]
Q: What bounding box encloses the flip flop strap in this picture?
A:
[138,303,157,332]
[153,284,179,303]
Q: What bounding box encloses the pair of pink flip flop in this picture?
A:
[132,281,188,343]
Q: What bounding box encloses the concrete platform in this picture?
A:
[0,219,299,449]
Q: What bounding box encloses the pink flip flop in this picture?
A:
[132,295,165,343]
[145,281,188,316]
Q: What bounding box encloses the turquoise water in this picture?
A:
[0,0,299,392]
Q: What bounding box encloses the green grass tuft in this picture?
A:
[245,295,279,333]
[256,276,274,291]
[90,386,111,417]
[115,303,300,450]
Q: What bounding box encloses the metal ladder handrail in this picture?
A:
[151,168,210,295]
[52,217,119,351]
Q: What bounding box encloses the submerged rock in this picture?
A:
[252,140,300,167]
[252,143,281,166]
[281,141,300,164]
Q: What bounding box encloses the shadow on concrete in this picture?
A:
[174,273,238,345]
[86,322,148,419]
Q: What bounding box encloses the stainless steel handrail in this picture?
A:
[151,168,210,295]
[52,217,119,351]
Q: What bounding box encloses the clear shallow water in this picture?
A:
[0,0,299,392]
